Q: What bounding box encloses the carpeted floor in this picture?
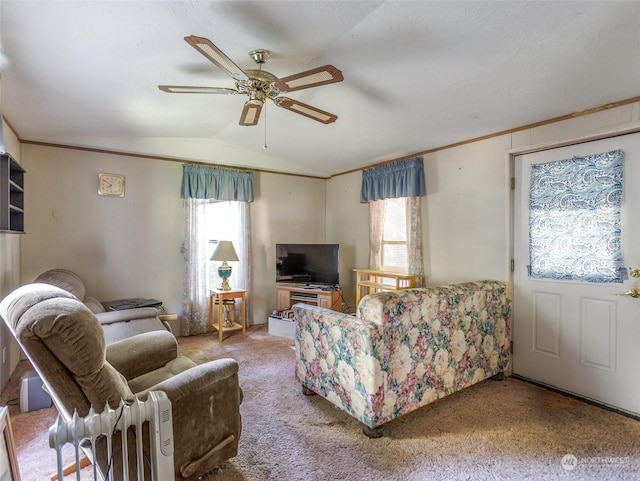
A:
[2,324,639,481]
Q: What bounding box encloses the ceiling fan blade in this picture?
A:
[273,65,343,93]
[158,85,238,94]
[275,97,338,124]
[239,101,263,126]
[184,35,249,81]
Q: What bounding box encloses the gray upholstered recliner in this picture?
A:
[33,268,171,344]
[0,283,242,480]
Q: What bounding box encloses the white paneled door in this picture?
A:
[513,132,640,416]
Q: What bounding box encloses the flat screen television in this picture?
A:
[276,243,340,286]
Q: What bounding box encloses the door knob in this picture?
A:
[624,287,640,298]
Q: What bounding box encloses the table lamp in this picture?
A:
[211,241,239,291]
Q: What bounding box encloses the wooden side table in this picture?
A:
[208,288,246,342]
[353,269,423,306]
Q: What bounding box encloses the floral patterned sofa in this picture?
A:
[292,280,511,437]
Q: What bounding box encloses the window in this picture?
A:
[205,200,243,289]
[183,197,250,335]
[381,197,408,270]
[181,164,253,335]
[529,149,623,283]
[361,156,424,280]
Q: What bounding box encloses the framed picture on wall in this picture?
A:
[0,407,20,481]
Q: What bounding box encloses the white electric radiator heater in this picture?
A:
[49,391,174,481]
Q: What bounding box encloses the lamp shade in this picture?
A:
[211,241,239,262]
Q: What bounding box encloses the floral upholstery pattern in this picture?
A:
[293,280,511,429]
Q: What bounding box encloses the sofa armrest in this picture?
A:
[96,307,169,344]
[292,302,384,426]
[105,330,178,380]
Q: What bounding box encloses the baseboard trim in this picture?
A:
[511,374,640,421]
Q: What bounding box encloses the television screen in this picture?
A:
[276,243,339,286]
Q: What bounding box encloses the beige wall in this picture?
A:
[325,171,368,310]
[326,136,513,307]
[20,144,186,313]
[327,101,640,310]
[3,99,640,393]
[17,145,327,333]
[249,171,327,323]
[422,134,512,286]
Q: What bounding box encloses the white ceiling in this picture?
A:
[1,1,639,178]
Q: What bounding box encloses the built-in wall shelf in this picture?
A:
[0,153,25,234]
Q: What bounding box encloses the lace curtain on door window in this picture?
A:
[529,149,623,283]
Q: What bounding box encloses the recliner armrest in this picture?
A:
[149,358,240,401]
[106,330,178,380]
[136,358,243,479]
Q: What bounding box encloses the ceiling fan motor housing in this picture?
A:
[237,69,279,104]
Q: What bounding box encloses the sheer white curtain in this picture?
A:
[368,200,385,270]
[405,196,424,281]
[182,199,251,335]
[182,198,209,335]
[368,196,424,282]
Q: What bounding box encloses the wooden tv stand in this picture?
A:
[276,284,342,311]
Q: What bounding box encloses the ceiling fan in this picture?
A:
[159,35,344,126]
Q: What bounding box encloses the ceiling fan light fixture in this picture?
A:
[248,88,267,104]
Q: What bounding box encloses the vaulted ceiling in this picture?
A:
[1,1,639,177]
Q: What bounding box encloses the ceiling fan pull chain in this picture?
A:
[263,102,268,149]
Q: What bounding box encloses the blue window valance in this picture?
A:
[360,157,425,203]
[181,164,254,202]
